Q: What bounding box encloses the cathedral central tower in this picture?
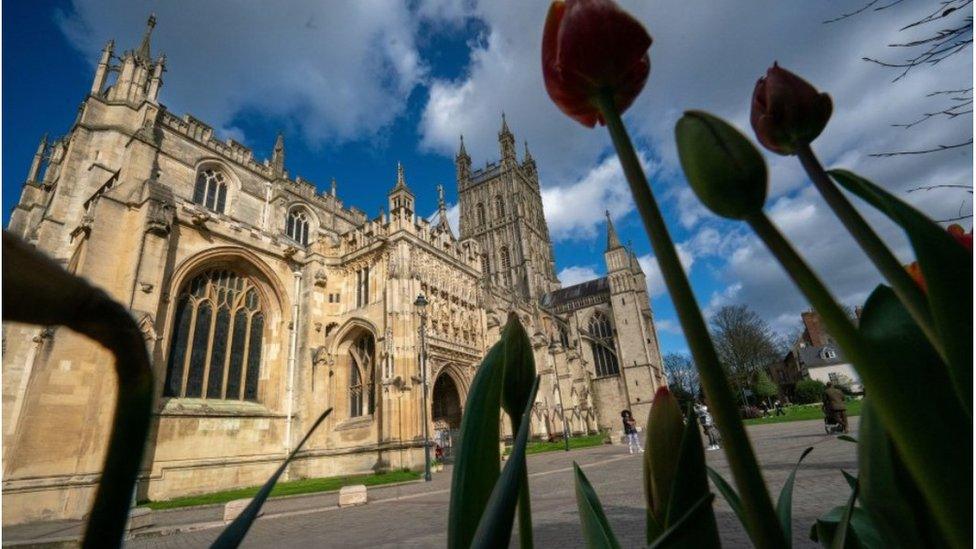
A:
[455,115,558,302]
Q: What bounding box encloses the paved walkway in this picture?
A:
[4,418,858,547]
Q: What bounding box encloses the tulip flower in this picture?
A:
[542,0,652,127]
[750,63,832,155]
[947,224,973,253]
[906,261,927,293]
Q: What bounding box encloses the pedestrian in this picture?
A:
[822,382,848,433]
[774,399,786,416]
[621,410,642,454]
[694,402,721,450]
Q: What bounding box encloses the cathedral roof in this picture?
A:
[540,276,610,309]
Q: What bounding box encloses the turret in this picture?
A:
[271,132,285,177]
[388,162,415,214]
[498,113,516,163]
[455,135,471,187]
[105,14,162,104]
[90,40,114,95]
[435,184,454,236]
[26,134,48,183]
[604,211,631,278]
[522,140,537,180]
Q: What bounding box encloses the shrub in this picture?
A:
[795,379,826,404]
[740,405,762,419]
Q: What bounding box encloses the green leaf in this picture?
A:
[830,169,972,412]
[831,479,859,549]
[857,399,946,548]
[661,403,720,547]
[643,388,685,542]
[573,463,622,549]
[471,376,541,549]
[500,313,537,549]
[647,494,716,549]
[776,446,813,541]
[705,467,748,539]
[810,505,882,548]
[448,342,506,549]
[210,408,332,549]
[836,435,857,444]
[858,285,971,548]
[840,471,857,491]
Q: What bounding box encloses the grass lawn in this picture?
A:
[503,433,607,456]
[743,399,863,426]
[141,469,421,510]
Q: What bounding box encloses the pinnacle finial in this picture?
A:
[458,134,468,157]
[500,112,511,135]
[523,140,533,162]
[395,161,407,189]
[136,13,156,61]
[330,177,337,196]
[274,131,285,151]
[606,210,622,250]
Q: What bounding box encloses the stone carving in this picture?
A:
[313,269,327,288]
[146,199,174,236]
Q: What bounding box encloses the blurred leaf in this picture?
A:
[858,399,946,548]
[859,285,971,547]
[706,467,748,540]
[837,435,857,444]
[831,479,859,549]
[840,471,857,491]
[776,447,813,541]
[661,403,719,546]
[211,408,332,549]
[647,494,715,549]
[644,388,684,541]
[810,505,882,548]
[830,169,972,412]
[471,376,541,549]
[573,462,621,549]
[448,343,506,549]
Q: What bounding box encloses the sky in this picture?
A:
[3,0,972,356]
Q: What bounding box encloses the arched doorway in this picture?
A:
[432,371,463,462]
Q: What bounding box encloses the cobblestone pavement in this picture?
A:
[121,417,858,548]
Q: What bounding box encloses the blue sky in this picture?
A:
[4,0,972,356]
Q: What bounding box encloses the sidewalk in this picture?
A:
[2,475,437,547]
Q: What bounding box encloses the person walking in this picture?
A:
[621,410,642,454]
[822,382,848,433]
[774,399,786,416]
[694,402,721,450]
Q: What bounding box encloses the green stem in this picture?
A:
[512,416,534,549]
[796,145,944,362]
[594,91,785,549]
[747,212,969,549]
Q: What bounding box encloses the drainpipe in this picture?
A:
[285,269,303,453]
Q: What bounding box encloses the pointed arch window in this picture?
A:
[500,246,512,286]
[164,269,264,401]
[349,333,376,417]
[588,311,619,377]
[192,168,228,213]
[286,208,310,246]
[476,203,486,226]
[495,195,505,218]
[481,254,490,276]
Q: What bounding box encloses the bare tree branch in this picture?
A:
[906,184,974,193]
[823,0,906,24]
[870,138,973,156]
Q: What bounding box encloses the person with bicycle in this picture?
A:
[822,382,848,433]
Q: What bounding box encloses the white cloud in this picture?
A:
[426,202,461,235]
[638,244,695,298]
[557,265,602,287]
[58,1,427,145]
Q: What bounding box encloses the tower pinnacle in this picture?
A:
[271,132,285,177]
[606,211,622,250]
[136,14,157,61]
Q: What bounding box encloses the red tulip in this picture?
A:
[542,0,652,127]
[947,223,973,253]
[750,63,832,155]
[906,261,927,293]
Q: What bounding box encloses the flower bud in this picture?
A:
[542,0,652,127]
[947,224,973,253]
[750,63,833,155]
[675,111,768,220]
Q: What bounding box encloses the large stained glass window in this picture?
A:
[348,333,375,417]
[192,168,228,213]
[588,312,620,377]
[164,269,265,401]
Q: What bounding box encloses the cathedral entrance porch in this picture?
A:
[431,370,464,462]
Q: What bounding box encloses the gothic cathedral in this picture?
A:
[2,17,666,524]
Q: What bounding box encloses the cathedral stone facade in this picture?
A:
[2,18,666,524]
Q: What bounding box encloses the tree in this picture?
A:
[663,352,699,411]
[796,379,827,404]
[753,370,779,404]
[709,305,781,404]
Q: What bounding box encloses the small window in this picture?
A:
[500,246,512,286]
[286,208,310,246]
[476,203,486,226]
[481,254,490,276]
[495,195,505,218]
[192,168,228,213]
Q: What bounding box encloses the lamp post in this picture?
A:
[414,293,432,482]
[549,340,571,452]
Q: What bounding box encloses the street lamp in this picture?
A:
[549,340,571,452]
[414,293,432,482]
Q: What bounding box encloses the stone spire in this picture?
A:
[498,112,516,162]
[523,141,533,163]
[388,162,415,213]
[435,183,453,235]
[455,135,472,187]
[271,132,285,177]
[606,211,622,250]
[26,134,48,183]
[330,177,337,197]
[136,14,157,61]
[395,161,408,190]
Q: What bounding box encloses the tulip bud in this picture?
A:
[675,111,768,220]
[501,312,536,420]
[644,387,683,529]
[750,63,833,155]
[542,0,652,127]
[947,224,973,253]
[905,261,926,293]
